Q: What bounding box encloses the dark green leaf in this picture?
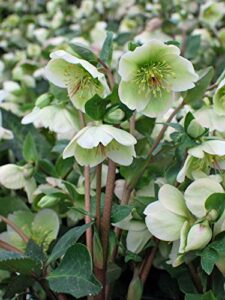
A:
[184,67,214,107]
[25,240,45,263]
[85,94,107,120]
[69,43,98,65]
[23,132,39,162]
[47,244,102,298]
[136,116,155,136]
[106,262,121,283]
[184,112,195,131]
[0,250,41,275]
[111,204,132,223]
[48,223,92,263]
[3,275,35,299]
[200,247,218,275]
[99,31,113,65]
[205,193,225,221]
[185,35,201,59]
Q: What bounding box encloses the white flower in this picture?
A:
[144,184,190,241]
[63,124,137,167]
[177,140,225,182]
[45,50,110,112]
[22,105,80,134]
[118,40,198,117]
[200,1,225,27]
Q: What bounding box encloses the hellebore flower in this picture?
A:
[118,40,198,117]
[45,50,110,111]
[22,105,80,134]
[144,184,190,241]
[63,124,137,167]
[200,1,224,28]
[177,140,225,182]
[213,78,225,115]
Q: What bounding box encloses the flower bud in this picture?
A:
[184,221,212,252]
[38,195,60,208]
[35,93,53,108]
[104,107,125,124]
[187,119,205,138]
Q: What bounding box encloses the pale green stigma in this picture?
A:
[134,61,176,97]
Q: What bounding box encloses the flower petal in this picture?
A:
[159,184,188,217]
[108,144,136,166]
[184,178,224,218]
[119,80,149,111]
[102,125,137,146]
[145,201,185,241]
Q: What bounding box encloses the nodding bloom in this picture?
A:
[45,50,110,112]
[118,40,198,117]
[213,78,225,115]
[63,124,137,167]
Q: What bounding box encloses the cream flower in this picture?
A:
[63,124,137,167]
[45,50,110,112]
[200,1,224,27]
[177,140,225,182]
[118,40,198,117]
[22,105,80,134]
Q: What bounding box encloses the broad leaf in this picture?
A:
[0,250,40,275]
[23,132,38,162]
[99,31,113,65]
[48,223,92,263]
[85,94,107,120]
[47,244,102,298]
[69,43,98,65]
[205,193,225,221]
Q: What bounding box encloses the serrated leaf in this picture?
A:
[99,31,113,65]
[185,35,201,59]
[184,67,214,106]
[85,94,107,120]
[47,244,102,298]
[48,223,92,263]
[69,43,98,65]
[25,240,45,263]
[0,250,40,275]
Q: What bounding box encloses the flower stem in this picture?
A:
[188,262,203,293]
[139,240,159,285]
[101,160,116,285]
[98,59,114,91]
[0,215,29,244]
[96,164,102,231]
[0,239,23,254]
[84,165,93,256]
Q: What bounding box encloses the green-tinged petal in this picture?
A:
[195,107,225,132]
[119,80,149,111]
[102,125,137,146]
[188,145,205,158]
[74,144,105,167]
[76,126,113,149]
[159,184,188,217]
[49,50,104,80]
[201,140,225,156]
[177,155,193,183]
[119,40,180,77]
[141,89,173,118]
[45,58,69,88]
[167,55,199,92]
[144,201,186,241]
[0,164,25,189]
[179,221,190,253]
[126,222,152,254]
[215,255,225,275]
[108,144,136,166]
[184,178,224,218]
[184,221,212,252]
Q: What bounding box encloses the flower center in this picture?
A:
[95,140,120,156]
[64,64,102,99]
[134,61,175,97]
